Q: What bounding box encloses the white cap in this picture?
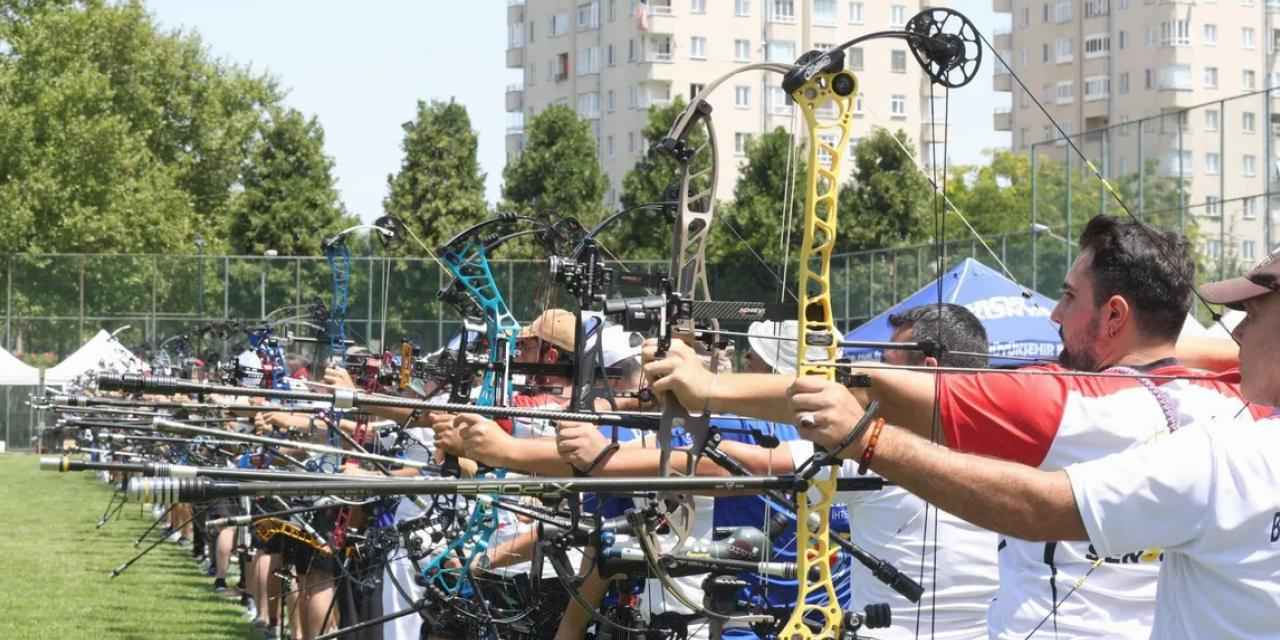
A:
[746,320,827,374]
[600,325,641,367]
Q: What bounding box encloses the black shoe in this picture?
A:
[213,577,228,593]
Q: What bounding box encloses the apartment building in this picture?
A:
[505,0,950,208]
[993,0,1280,263]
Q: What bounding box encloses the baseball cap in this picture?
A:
[1199,248,1280,310]
[518,309,604,352]
[600,325,642,367]
[746,320,828,374]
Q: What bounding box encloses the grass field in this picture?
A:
[0,453,256,639]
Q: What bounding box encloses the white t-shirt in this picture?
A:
[1066,415,1280,640]
[791,440,998,640]
[937,363,1267,639]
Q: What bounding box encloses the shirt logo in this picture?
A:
[1270,512,1280,543]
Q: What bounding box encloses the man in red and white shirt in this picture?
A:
[641,215,1268,638]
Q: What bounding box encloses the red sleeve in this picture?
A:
[936,366,1070,467]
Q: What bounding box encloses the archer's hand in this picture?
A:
[324,366,356,390]
[556,421,609,472]
[458,414,513,468]
[787,376,868,455]
[640,338,713,414]
[430,413,464,458]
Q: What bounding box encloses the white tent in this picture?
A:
[1204,310,1246,339]
[1179,313,1210,339]
[44,329,144,386]
[0,344,40,385]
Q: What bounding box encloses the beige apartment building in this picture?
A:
[993,0,1280,266]
[505,0,950,209]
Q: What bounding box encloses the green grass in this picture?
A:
[0,453,257,639]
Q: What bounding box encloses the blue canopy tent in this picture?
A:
[843,258,1061,367]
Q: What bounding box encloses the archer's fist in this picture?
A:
[323,367,355,390]
[787,376,867,455]
[556,421,609,473]
[457,414,513,469]
[640,338,713,414]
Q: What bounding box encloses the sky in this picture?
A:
[146,1,1009,223]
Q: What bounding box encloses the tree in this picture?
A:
[715,127,807,266]
[502,104,607,231]
[382,99,489,254]
[838,128,934,252]
[227,107,353,256]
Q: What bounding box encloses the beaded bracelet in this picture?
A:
[856,418,886,475]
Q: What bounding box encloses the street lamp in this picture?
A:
[1030,223,1073,292]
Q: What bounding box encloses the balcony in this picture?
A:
[993,0,1012,12]
[507,0,524,24]
[506,46,524,69]
[994,31,1012,51]
[639,58,678,82]
[920,121,949,144]
[505,84,524,112]
[505,131,524,161]
[994,69,1011,92]
[993,106,1012,131]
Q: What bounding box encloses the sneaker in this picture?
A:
[213,578,227,593]
[206,564,217,577]
[242,602,258,622]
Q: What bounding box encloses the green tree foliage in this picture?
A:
[502,104,607,231]
[837,128,934,252]
[383,99,488,254]
[715,127,806,266]
[0,0,280,255]
[228,107,354,256]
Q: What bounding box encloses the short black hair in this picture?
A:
[1077,215,1193,341]
[887,303,988,368]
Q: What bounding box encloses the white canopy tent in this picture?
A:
[1204,310,1246,339]
[44,329,144,387]
[0,344,40,385]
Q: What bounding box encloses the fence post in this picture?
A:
[79,255,85,340]
[1031,143,1039,293]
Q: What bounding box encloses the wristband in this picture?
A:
[856,418,886,475]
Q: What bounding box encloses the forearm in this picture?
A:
[487,527,537,569]
[1175,335,1239,372]
[488,438,575,476]
[555,547,608,640]
[863,425,1087,542]
[855,366,944,440]
[705,373,795,423]
[590,448,727,477]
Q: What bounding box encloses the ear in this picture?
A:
[1105,295,1131,337]
[544,346,559,363]
[923,356,939,367]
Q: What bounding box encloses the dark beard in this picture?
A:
[1057,325,1102,372]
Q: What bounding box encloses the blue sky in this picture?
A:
[147,1,1008,222]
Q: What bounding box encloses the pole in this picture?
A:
[1219,99,1226,280]
[1031,142,1039,292]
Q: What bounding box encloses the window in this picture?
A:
[1244,197,1258,220]
[1042,43,1050,63]
[1056,80,1074,104]
[628,85,638,108]
[735,0,750,16]
[576,92,600,118]
[848,137,861,158]
[769,0,796,22]
[577,46,600,75]
[1206,109,1219,131]
[814,0,836,24]
[606,135,614,157]
[609,0,616,22]
[735,132,752,155]
[853,94,864,113]
[891,50,907,73]
[689,83,705,100]
[551,12,570,36]
[1244,154,1258,177]
[1118,72,1130,94]
[1043,3,1049,23]
[1056,36,1073,63]
[1206,240,1222,259]
[1243,111,1257,133]
[576,2,599,30]
[528,20,536,43]
[768,86,792,114]
[767,40,796,63]
[848,2,863,24]
[735,85,751,108]
[1243,69,1256,90]
[556,52,570,80]
[1145,68,1153,90]
[527,63,535,86]
[510,23,525,48]
[1243,28,1256,49]
[628,131,635,153]
[690,36,707,59]
[1243,240,1257,261]
[1206,195,1220,216]
[817,133,837,166]
[890,94,906,116]
[1273,28,1280,53]
[607,90,616,112]
[1206,152,1221,175]
[1084,34,1111,58]
[1085,0,1109,18]
[1203,24,1217,45]
[890,4,906,26]
[692,0,706,13]
[1204,66,1219,89]
[1161,19,1190,46]
[1118,30,1127,49]
[628,39,636,62]
[1145,27,1154,48]
[1055,0,1073,22]
[735,39,751,61]
[1022,6,1030,26]
[1084,76,1110,100]
[1165,150,1192,176]
[607,44,615,66]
